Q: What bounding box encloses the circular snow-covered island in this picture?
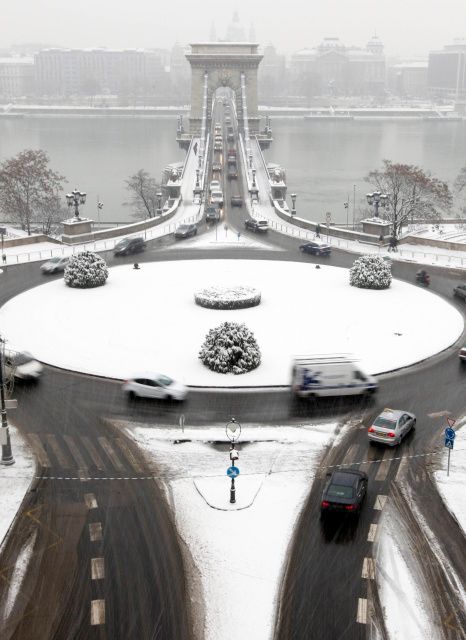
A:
[0,260,462,387]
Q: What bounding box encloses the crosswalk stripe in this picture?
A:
[374,495,388,510]
[80,436,106,471]
[115,439,144,473]
[342,443,360,465]
[356,598,367,624]
[91,558,105,580]
[89,522,102,542]
[362,557,375,580]
[46,434,71,468]
[84,493,98,509]
[63,435,88,471]
[90,599,105,625]
[375,449,392,482]
[98,437,125,471]
[367,523,378,542]
[26,434,51,467]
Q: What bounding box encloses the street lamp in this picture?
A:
[366,191,389,218]
[249,154,253,169]
[226,418,241,504]
[66,188,87,220]
[195,169,200,188]
[0,338,14,465]
[252,169,257,189]
[291,193,297,216]
[157,191,163,216]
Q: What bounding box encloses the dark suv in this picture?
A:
[175,223,197,239]
[245,218,268,233]
[114,237,146,256]
[320,470,368,518]
[205,204,221,223]
[299,241,331,256]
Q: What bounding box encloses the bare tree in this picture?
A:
[36,194,67,235]
[454,165,466,214]
[124,169,160,219]
[365,160,452,237]
[0,149,66,235]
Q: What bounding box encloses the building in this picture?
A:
[258,44,287,103]
[428,40,466,100]
[387,62,428,98]
[0,57,34,98]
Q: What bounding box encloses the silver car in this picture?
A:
[123,373,188,401]
[368,408,416,446]
[41,256,69,274]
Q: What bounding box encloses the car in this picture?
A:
[320,470,368,517]
[214,135,223,143]
[205,204,221,222]
[299,241,331,256]
[231,195,243,207]
[175,223,197,239]
[214,142,223,152]
[227,132,234,142]
[245,218,268,233]
[453,283,466,299]
[367,408,416,446]
[4,349,43,381]
[209,180,220,192]
[212,163,222,173]
[123,373,188,401]
[40,256,69,274]
[114,236,146,256]
[210,190,224,206]
[227,167,238,180]
[459,345,466,361]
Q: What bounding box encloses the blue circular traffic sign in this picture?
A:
[445,427,456,440]
[227,466,240,478]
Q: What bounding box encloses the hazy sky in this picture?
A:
[2,0,466,57]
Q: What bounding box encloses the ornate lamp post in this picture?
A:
[0,338,14,465]
[252,169,257,189]
[66,189,87,220]
[366,191,389,218]
[157,191,163,216]
[291,193,297,216]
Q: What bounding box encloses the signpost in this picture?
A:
[0,227,5,262]
[444,421,456,476]
[226,418,242,503]
[179,414,185,434]
[227,465,240,503]
[325,212,331,242]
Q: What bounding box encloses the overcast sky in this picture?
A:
[2,0,466,57]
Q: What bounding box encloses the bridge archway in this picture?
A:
[186,43,263,134]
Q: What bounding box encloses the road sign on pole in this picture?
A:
[447,417,456,428]
[445,427,456,440]
[227,466,240,478]
[179,414,185,433]
[444,438,454,449]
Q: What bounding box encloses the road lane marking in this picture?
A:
[356,598,367,624]
[84,493,98,509]
[375,449,392,482]
[91,558,105,580]
[26,434,51,467]
[98,437,125,471]
[80,436,106,471]
[90,599,105,625]
[63,435,88,472]
[342,443,360,465]
[362,557,375,580]
[89,522,102,542]
[427,410,451,418]
[115,438,144,473]
[46,434,71,468]
[374,495,388,510]
[367,523,378,542]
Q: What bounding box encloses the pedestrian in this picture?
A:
[193,141,198,155]
[2,254,6,265]
[379,233,384,247]
[316,224,321,239]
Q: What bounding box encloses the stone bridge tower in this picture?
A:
[186,43,263,134]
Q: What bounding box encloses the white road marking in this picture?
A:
[84,493,98,509]
[356,598,368,624]
[361,557,375,580]
[98,437,125,471]
[80,436,106,470]
[375,449,392,482]
[90,599,105,625]
[63,435,88,472]
[427,410,451,418]
[46,434,71,468]
[115,438,144,473]
[26,434,51,467]
[367,523,378,542]
[89,522,102,542]
[91,558,105,580]
[373,494,388,510]
[342,443,360,465]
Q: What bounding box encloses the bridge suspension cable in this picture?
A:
[198,72,209,177]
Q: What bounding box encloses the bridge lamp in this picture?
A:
[366,191,388,218]
[157,191,163,216]
[291,193,297,216]
[66,189,87,220]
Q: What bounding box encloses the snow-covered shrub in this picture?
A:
[350,255,391,290]
[64,251,109,288]
[199,321,261,374]
[195,285,261,310]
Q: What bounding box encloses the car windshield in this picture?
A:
[373,417,397,429]
[116,239,129,246]
[327,484,353,499]
[48,257,60,263]
[157,375,173,386]
[177,225,190,231]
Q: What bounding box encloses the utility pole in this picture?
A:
[0,339,14,465]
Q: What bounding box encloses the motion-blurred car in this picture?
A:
[205,204,221,223]
[459,345,466,361]
[114,237,146,256]
[453,283,466,300]
[123,373,187,401]
[40,256,69,274]
[299,241,331,256]
[4,349,43,381]
[367,408,416,446]
[175,223,197,239]
[230,195,243,207]
[320,470,368,517]
[245,218,268,232]
[209,180,220,192]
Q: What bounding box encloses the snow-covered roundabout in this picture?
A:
[0,259,463,386]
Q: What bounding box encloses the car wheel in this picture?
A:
[127,391,136,401]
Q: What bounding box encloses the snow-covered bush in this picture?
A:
[195,285,261,310]
[350,255,391,290]
[199,321,261,374]
[64,251,109,288]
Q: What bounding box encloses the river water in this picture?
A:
[0,116,464,225]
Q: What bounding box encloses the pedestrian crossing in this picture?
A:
[25,432,144,475]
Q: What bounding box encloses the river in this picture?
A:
[0,116,464,225]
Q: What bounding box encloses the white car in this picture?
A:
[209,180,220,192]
[367,408,416,446]
[123,373,188,401]
[41,256,69,274]
[210,190,224,206]
[4,349,43,380]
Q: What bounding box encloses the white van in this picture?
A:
[4,349,43,381]
[291,355,377,398]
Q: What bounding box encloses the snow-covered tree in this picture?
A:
[64,251,109,288]
[199,321,261,374]
[350,255,391,290]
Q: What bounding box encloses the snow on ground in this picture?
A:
[166,225,278,250]
[0,260,462,386]
[377,503,441,640]
[127,422,338,640]
[0,425,35,549]
[1,530,37,623]
[433,420,466,534]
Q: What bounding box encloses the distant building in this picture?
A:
[428,40,466,99]
[0,57,34,98]
[169,43,191,102]
[258,44,287,103]
[388,62,428,98]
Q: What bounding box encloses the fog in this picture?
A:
[2,0,466,56]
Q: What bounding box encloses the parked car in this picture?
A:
[175,223,197,239]
[114,237,146,256]
[4,349,43,381]
[205,204,221,222]
[245,218,268,233]
[299,241,331,256]
[453,283,466,299]
[320,470,368,517]
[367,408,416,446]
[291,355,377,398]
[231,195,243,207]
[210,190,224,206]
[41,256,69,274]
[123,373,188,401]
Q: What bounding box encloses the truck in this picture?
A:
[291,355,378,398]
